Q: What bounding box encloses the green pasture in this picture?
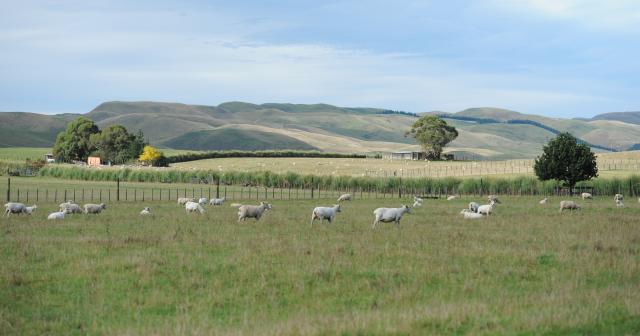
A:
[1,196,638,335]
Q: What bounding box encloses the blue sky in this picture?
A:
[1,0,639,117]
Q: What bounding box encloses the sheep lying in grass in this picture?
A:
[413,197,423,207]
[198,198,208,206]
[539,197,548,204]
[616,199,624,208]
[581,192,592,200]
[337,194,352,202]
[210,197,226,206]
[84,203,106,214]
[477,200,497,216]
[614,194,624,201]
[447,195,459,201]
[559,200,580,212]
[310,204,341,227]
[487,195,501,204]
[177,197,196,205]
[140,207,151,215]
[47,211,65,220]
[468,202,480,213]
[460,209,484,219]
[372,205,411,229]
[237,202,272,222]
[4,202,26,217]
[185,201,205,214]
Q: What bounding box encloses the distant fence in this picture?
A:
[365,159,640,178]
[4,177,640,203]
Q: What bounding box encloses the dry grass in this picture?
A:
[1,196,639,335]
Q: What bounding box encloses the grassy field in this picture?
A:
[1,196,639,334]
[171,156,640,179]
[0,147,51,163]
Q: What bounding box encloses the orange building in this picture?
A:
[87,157,101,166]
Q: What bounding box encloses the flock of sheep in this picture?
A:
[3,191,633,227]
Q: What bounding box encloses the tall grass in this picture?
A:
[37,165,640,195]
[165,150,373,164]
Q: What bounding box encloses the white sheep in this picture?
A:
[559,200,581,212]
[47,211,65,220]
[539,197,548,204]
[59,200,75,210]
[198,197,208,206]
[185,201,205,214]
[447,195,459,201]
[210,197,226,206]
[4,202,26,217]
[477,200,497,216]
[310,204,341,227]
[177,197,196,205]
[616,199,624,208]
[581,192,592,200]
[487,195,501,203]
[24,205,37,215]
[412,200,422,207]
[140,207,151,215]
[337,194,352,202]
[61,203,83,214]
[372,205,411,229]
[468,202,480,213]
[614,194,624,201]
[460,209,484,219]
[84,203,106,214]
[237,202,272,222]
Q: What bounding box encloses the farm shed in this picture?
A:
[87,157,101,166]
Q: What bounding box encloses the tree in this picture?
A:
[406,115,458,160]
[534,133,598,193]
[89,125,140,164]
[139,145,163,166]
[52,117,100,162]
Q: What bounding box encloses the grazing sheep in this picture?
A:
[4,202,26,217]
[210,197,226,206]
[311,204,341,227]
[581,192,592,200]
[372,205,411,229]
[487,195,501,204]
[460,209,484,219]
[614,194,624,201]
[559,200,581,212]
[616,199,624,208]
[84,203,106,214]
[237,202,272,222]
[468,202,480,213]
[24,205,37,215]
[177,197,196,205]
[337,194,352,202]
[413,196,423,207]
[61,203,83,214]
[58,200,75,211]
[477,200,497,216]
[447,195,459,201]
[185,201,205,214]
[140,207,151,215]
[47,211,65,220]
[539,197,548,205]
[198,197,208,206]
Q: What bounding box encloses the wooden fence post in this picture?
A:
[117,178,120,202]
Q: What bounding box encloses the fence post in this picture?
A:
[6,178,9,202]
[117,178,120,202]
[216,178,220,198]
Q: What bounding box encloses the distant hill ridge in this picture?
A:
[2,101,640,159]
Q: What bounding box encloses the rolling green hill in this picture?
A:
[588,111,640,125]
[3,102,640,159]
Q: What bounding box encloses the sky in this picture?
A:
[1,0,639,117]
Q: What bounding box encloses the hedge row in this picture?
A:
[165,150,373,164]
[37,166,640,196]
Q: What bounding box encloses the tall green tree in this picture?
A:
[52,117,100,162]
[406,115,458,160]
[534,133,598,193]
[90,125,143,164]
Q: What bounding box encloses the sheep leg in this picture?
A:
[372,219,378,229]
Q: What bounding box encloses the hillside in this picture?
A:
[587,111,640,125]
[3,102,640,159]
